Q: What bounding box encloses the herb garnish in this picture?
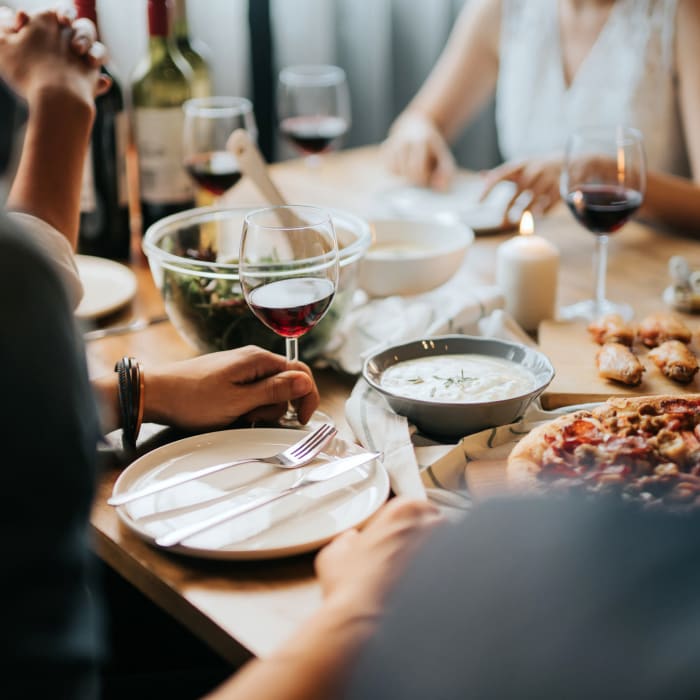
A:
[432,370,477,388]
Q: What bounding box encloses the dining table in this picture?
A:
[85,145,700,666]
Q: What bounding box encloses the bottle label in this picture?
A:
[80,143,97,213]
[135,107,192,204]
[115,110,129,208]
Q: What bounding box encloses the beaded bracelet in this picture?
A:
[114,356,144,452]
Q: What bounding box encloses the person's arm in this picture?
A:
[640,0,700,232]
[383,0,501,188]
[0,10,108,247]
[206,499,443,700]
[90,346,321,434]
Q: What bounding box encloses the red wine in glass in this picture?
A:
[185,151,242,196]
[248,278,335,337]
[565,184,643,234]
[280,115,348,155]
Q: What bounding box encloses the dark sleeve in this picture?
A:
[345,497,700,700]
[0,219,102,698]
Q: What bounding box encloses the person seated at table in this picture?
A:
[383,0,700,231]
[0,9,320,697]
[0,7,319,432]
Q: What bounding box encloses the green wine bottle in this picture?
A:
[172,0,212,98]
[131,0,194,234]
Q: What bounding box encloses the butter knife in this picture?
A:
[155,452,381,548]
[83,314,168,341]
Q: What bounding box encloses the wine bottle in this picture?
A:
[172,0,211,98]
[132,0,194,234]
[75,0,130,259]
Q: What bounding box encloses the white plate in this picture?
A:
[381,176,524,234]
[74,255,137,319]
[113,428,390,560]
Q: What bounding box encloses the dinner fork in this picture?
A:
[108,423,337,506]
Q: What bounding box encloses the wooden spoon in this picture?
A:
[227,128,320,250]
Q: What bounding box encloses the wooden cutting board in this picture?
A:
[538,319,700,409]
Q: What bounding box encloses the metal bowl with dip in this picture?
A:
[363,335,554,439]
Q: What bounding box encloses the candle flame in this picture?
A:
[617,145,625,186]
[519,211,534,236]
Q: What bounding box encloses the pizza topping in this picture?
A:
[517,395,700,511]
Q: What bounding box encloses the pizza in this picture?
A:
[508,395,700,509]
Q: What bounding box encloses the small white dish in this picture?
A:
[112,428,389,560]
[381,176,521,234]
[74,255,137,319]
[359,218,474,297]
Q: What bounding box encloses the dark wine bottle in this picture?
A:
[132,0,194,234]
[75,0,131,259]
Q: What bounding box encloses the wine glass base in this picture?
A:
[277,409,335,431]
[558,298,634,322]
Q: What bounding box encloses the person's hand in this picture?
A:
[0,8,109,105]
[382,112,457,190]
[315,497,445,616]
[481,155,563,215]
[143,345,321,431]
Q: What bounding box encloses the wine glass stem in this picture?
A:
[282,337,300,423]
[594,234,609,318]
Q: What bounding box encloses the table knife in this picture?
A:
[155,451,381,548]
[83,314,168,341]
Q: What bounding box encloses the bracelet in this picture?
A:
[114,356,144,452]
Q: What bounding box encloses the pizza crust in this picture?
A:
[506,395,700,491]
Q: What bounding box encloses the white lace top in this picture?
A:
[496,0,689,176]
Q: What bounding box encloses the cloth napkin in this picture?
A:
[344,308,555,513]
[321,262,505,375]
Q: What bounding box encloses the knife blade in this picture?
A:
[155,451,381,548]
[83,314,168,341]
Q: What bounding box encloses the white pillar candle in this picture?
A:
[496,212,559,332]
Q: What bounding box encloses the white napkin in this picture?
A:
[345,308,541,511]
[321,264,505,375]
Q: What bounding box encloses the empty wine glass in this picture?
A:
[183,96,257,202]
[559,125,646,321]
[239,205,339,429]
[277,64,351,167]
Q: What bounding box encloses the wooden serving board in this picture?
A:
[538,319,700,409]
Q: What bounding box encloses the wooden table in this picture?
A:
[86,145,700,664]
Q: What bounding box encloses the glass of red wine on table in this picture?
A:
[182,96,256,203]
[239,205,339,429]
[277,65,351,167]
[559,125,646,322]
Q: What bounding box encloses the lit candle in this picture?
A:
[496,212,559,332]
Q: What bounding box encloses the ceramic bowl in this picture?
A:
[142,206,371,359]
[358,218,473,297]
[362,335,554,439]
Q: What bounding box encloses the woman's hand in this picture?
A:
[481,155,563,215]
[142,346,321,431]
[382,112,457,190]
[315,497,444,615]
[0,8,109,105]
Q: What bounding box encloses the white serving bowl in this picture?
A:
[358,218,473,297]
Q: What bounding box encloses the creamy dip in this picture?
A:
[366,242,432,259]
[380,354,537,403]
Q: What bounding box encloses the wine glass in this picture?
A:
[277,64,351,166]
[559,125,646,321]
[239,205,339,429]
[183,96,257,203]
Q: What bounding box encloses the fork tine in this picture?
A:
[291,424,337,459]
[291,424,336,458]
[288,422,329,454]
